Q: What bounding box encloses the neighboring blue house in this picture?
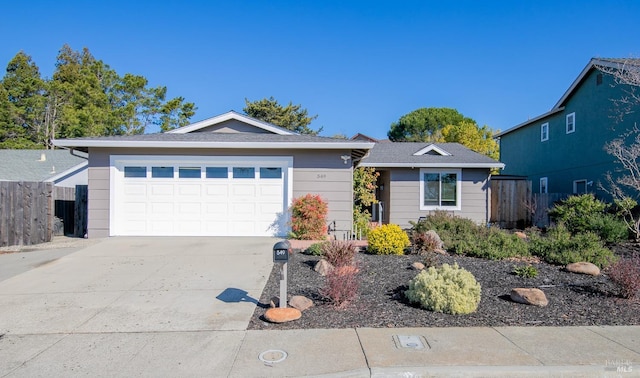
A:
[495,58,640,200]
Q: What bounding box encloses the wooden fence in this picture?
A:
[490,178,569,228]
[0,182,88,247]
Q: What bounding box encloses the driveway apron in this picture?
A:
[0,237,276,377]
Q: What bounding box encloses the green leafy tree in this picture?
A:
[243,96,321,135]
[0,51,46,148]
[353,167,379,236]
[388,107,471,142]
[388,107,500,159]
[441,120,500,160]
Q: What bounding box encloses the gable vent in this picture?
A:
[413,144,451,156]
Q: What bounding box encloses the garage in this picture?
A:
[111,155,293,236]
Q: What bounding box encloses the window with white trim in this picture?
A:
[541,122,549,141]
[419,169,461,210]
[573,179,587,194]
[566,112,575,134]
[540,177,548,194]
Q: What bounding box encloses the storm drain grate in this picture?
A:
[259,349,288,364]
[393,335,430,350]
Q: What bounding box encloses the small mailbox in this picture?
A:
[273,240,291,263]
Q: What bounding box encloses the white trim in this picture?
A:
[44,161,88,183]
[53,139,374,150]
[168,111,296,135]
[494,107,564,138]
[573,179,588,194]
[566,112,575,134]
[109,155,293,236]
[419,168,462,211]
[540,122,549,142]
[540,177,548,194]
[412,144,451,156]
[359,162,504,169]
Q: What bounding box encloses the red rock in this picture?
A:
[264,307,302,323]
[510,288,549,307]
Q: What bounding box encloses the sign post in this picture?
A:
[272,241,291,308]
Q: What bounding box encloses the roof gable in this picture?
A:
[412,144,451,156]
[360,142,504,169]
[168,110,297,135]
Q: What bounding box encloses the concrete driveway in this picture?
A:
[0,237,276,376]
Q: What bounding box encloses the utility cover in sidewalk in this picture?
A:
[259,349,288,364]
[393,335,429,350]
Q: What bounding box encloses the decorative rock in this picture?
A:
[565,262,600,276]
[514,231,528,240]
[433,248,448,255]
[411,262,425,270]
[426,230,445,250]
[289,295,314,311]
[510,288,549,307]
[314,258,334,276]
[264,307,302,323]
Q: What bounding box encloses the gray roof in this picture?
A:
[359,142,504,168]
[58,132,358,143]
[0,150,88,182]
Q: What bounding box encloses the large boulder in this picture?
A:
[314,259,334,276]
[565,262,600,276]
[510,288,549,307]
[264,307,302,323]
[289,295,314,311]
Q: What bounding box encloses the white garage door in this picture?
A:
[111,156,292,236]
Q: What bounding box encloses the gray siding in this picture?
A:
[388,168,490,228]
[86,148,353,237]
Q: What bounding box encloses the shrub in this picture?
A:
[405,263,481,315]
[528,224,617,268]
[320,265,359,307]
[513,264,538,278]
[549,194,628,243]
[322,240,357,267]
[367,224,410,255]
[289,194,328,240]
[305,242,327,256]
[469,227,530,260]
[607,255,640,299]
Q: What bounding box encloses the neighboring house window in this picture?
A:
[573,179,588,194]
[419,169,461,211]
[540,177,548,194]
[541,123,549,141]
[566,112,575,134]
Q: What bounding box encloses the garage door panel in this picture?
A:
[177,184,201,196]
[115,158,287,236]
[123,184,146,196]
[149,184,174,196]
[205,184,228,196]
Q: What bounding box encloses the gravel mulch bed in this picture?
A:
[248,244,640,330]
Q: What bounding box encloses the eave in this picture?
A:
[359,162,505,169]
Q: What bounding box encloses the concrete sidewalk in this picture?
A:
[229,326,640,377]
[2,325,638,377]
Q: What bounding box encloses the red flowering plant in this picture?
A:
[289,194,328,240]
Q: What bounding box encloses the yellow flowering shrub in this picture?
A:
[367,224,410,255]
[405,263,481,315]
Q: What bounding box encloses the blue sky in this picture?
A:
[2,1,639,138]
